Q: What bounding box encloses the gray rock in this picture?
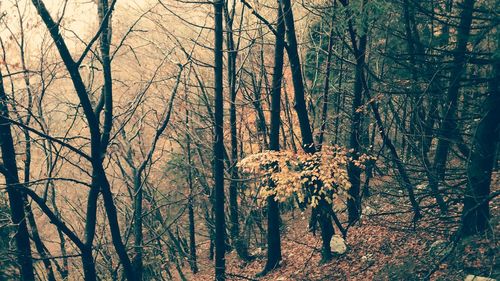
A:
[464,275,496,281]
[330,235,347,254]
[363,206,377,216]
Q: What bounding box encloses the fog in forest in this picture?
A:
[0,0,498,280]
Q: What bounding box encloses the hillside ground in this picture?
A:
[187,178,499,281]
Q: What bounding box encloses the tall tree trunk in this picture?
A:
[0,69,35,281]
[339,0,367,224]
[83,182,99,281]
[317,17,335,150]
[259,0,285,275]
[281,0,315,154]
[283,88,298,152]
[17,41,57,280]
[340,0,421,221]
[402,0,448,214]
[281,0,335,262]
[185,110,198,273]
[362,125,376,197]
[81,248,97,281]
[315,11,337,263]
[461,52,499,236]
[431,0,475,201]
[98,168,137,280]
[31,1,137,279]
[250,74,269,149]
[98,0,113,153]
[346,38,366,224]
[213,0,226,279]
[224,2,252,261]
[334,45,345,145]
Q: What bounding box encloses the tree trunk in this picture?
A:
[224,3,252,261]
[213,0,226,279]
[17,56,56,280]
[281,0,334,262]
[281,0,315,153]
[31,1,137,279]
[339,0,367,225]
[186,110,198,273]
[334,46,345,145]
[317,17,335,150]
[26,208,56,281]
[98,0,113,153]
[461,52,499,236]
[347,45,365,224]
[259,0,285,275]
[431,0,475,202]
[0,69,35,281]
[402,0,448,213]
[81,248,98,281]
[133,172,144,280]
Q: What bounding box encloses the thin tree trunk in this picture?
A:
[334,46,344,145]
[17,47,56,280]
[185,110,198,273]
[283,87,298,153]
[26,209,56,281]
[98,0,113,153]
[250,75,269,149]
[317,17,335,150]
[362,125,376,197]
[346,43,365,224]
[224,2,252,261]
[51,189,69,279]
[365,89,422,221]
[213,0,226,279]
[133,172,144,280]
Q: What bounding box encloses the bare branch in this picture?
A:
[75,0,118,66]
[5,117,92,161]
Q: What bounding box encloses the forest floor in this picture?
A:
[188,177,499,281]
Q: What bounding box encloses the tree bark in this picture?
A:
[31,1,137,279]
[338,0,367,224]
[213,0,226,279]
[186,110,198,273]
[26,208,56,281]
[346,39,365,224]
[281,0,315,153]
[0,69,35,281]
[259,0,285,276]
[461,49,499,236]
[431,0,475,201]
[132,172,144,280]
[402,0,448,214]
[317,17,335,150]
[281,0,335,262]
[224,2,252,261]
